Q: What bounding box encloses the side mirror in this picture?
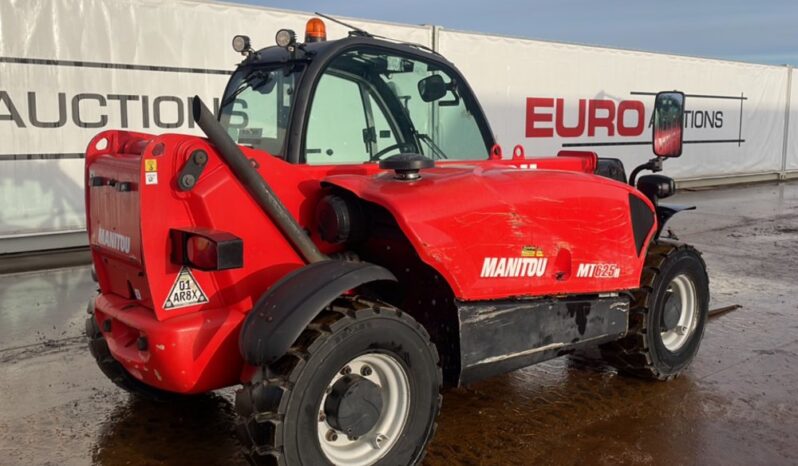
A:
[418,75,448,102]
[652,91,685,158]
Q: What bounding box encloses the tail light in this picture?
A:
[170,228,243,271]
[305,18,327,43]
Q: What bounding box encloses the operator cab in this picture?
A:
[218,19,495,166]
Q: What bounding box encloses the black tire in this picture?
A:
[85,300,182,402]
[235,296,442,466]
[601,241,709,380]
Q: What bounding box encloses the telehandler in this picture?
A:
[85,17,708,465]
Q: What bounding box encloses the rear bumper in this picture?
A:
[92,293,246,394]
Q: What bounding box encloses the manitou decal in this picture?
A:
[97,227,131,254]
[480,257,548,278]
[576,263,621,278]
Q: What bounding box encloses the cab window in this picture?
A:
[219,64,300,155]
[304,48,490,164]
[305,73,400,164]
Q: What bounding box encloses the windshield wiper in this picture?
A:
[417,133,448,160]
[220,70,272,108]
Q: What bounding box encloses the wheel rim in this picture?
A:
[659,274,699,352]
[317,353,410,466]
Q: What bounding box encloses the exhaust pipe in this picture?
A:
[191,96,326,264]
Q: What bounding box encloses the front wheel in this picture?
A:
[601,241,710,380]
[235,297,442,466]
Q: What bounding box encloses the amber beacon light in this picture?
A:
[305,18,327,42]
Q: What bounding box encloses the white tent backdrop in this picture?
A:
[437,29,790,181]
[0,0,431,251]
[1,0,796,252]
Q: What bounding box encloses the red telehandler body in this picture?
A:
[85,18,708,465]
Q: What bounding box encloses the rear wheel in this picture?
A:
[85,299,182,401]
[601,241,709,380]
[235,296,442,466]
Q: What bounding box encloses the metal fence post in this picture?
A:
[781,65,793,179]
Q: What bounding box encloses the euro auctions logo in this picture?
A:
[524,92,743,148]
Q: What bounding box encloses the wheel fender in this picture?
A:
[656,204,696,237]
[239,260,397,366]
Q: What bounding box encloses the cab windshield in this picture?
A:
[219,64,303,155]
[304,48,490,164]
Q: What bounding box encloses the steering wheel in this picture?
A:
[369,143,414,162]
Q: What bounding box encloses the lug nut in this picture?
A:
[318,412,326,422]
[326,429,338,442]
[373,433,388,449]
[360,365,373,376]
[340,365,352,375]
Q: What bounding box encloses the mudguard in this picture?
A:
[657,204,696,237]
[238,260,397,366]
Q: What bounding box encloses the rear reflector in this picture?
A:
[170,228,243,271]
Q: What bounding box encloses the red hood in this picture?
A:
[324,163,653,300]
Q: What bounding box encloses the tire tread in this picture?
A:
[236,295,442,466]
[600,240,708,381]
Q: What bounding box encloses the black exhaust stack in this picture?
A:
[191,96,326,264]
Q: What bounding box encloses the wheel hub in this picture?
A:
[659,274,699,352]
[324,374,384,437]
[317,353,411,466]
[661,291,682,331]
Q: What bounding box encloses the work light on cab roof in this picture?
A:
[231,34,253,56]
[275,29,297,48]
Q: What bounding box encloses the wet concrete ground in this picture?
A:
[1,181,797,465]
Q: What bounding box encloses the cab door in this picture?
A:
[301,46,493,166]
[304,71,401,164]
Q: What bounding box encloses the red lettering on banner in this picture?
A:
[525,97,554,137]
[588,99,615,137]
[617,100,645,136]
[555,98,585,137]
[525,97,646,138]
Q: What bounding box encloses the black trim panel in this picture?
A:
[238,260,397,366]
[457,295,629,385]
[629,193,655,256]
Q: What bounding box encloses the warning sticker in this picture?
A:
[163,267,208,310]
[144,159,158,172]
[145,172,158,185]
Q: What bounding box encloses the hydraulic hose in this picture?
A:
[191,96,326,264]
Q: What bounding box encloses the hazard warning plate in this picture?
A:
[163,267,208,310]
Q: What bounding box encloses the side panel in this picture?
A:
[457,295,629,385]
[326,166,656,300]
